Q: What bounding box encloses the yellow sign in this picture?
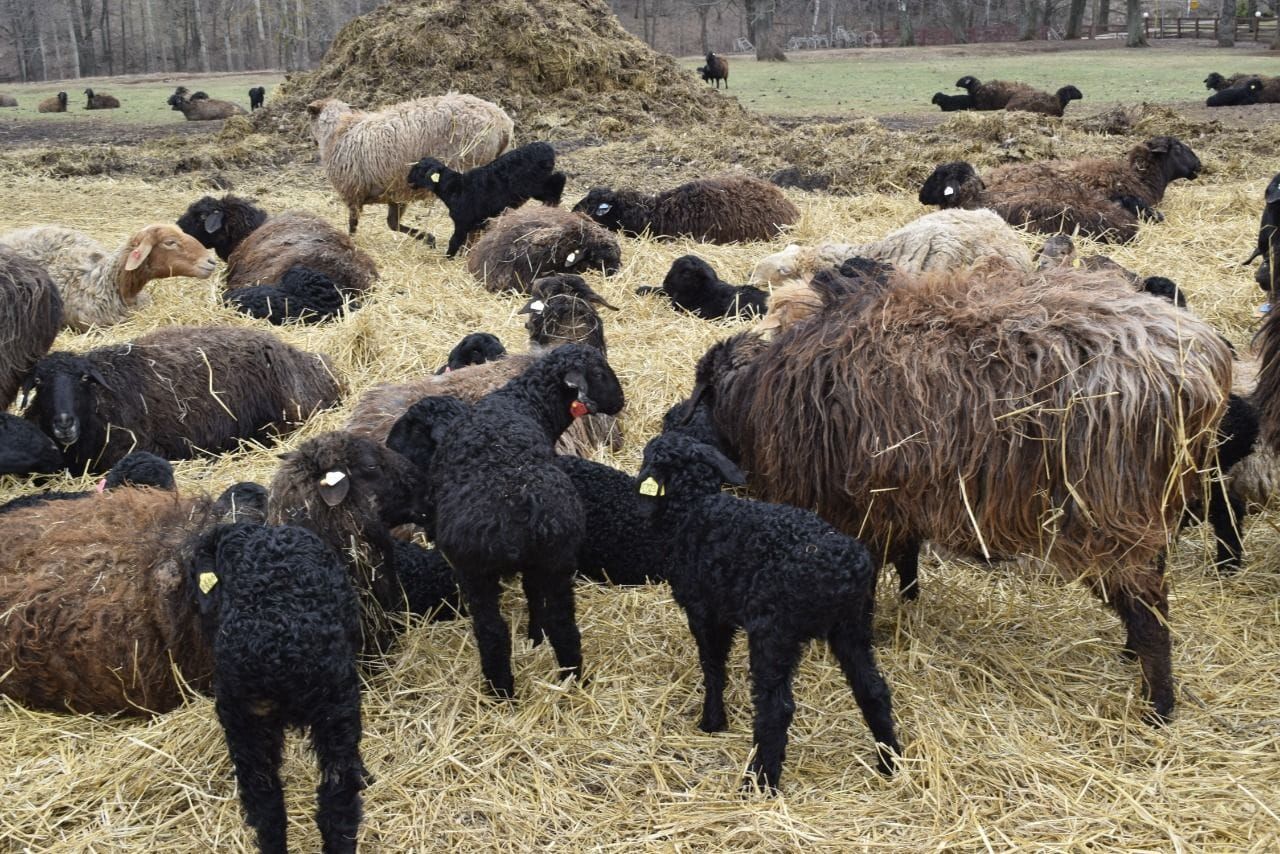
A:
[1190,0,1199,9]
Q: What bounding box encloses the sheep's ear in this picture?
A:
[519,299,545,315]
[594,203,612,216]
[277,451,296,462]
[563,369,588,395]
[204,210,224,234]
[1266,183,1280,205]
[318,470,350,507]
[701,446,747,487]
[306,101,324,117]
[1147,137,1171,154]
[125,235,155,271]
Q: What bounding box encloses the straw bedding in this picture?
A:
[0,118,1278,850]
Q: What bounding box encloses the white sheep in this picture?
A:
[306,93,515,239]
[0,224,216,331]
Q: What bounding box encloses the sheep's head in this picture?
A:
[636,432,746,509]
[930,92,946,106]
[0,414,64,476]
[918,162,982,208]
[660,255,719,302]
[1204,72,1226,90]
[572,188,627,232]
[1140,276,1187,308]
[1265,173,1280,206]
[1057,85,1083,104]
[687,332,767,419]
[102,452,175,492]
[521,291,607,354]
[529,343,625,423]
[407,157,454,195]
[21,351,109,448]
[56,92,67,107]
[83,88,94,97]
[1247,78,1265,94]
[748,243,803,286]
[177,194,268,260]
[167,87,189,111]
[122,225,217,288]
[1138,136,1201,183]
[529,273,618,310]
[954,76,980,92]
[182,522,258,619]
[1035,235,1077,269]
[305,98,350,150]
[212,482,269,523]
[437,332,507,374]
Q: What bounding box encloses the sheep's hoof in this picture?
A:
[698,715,727,733]
[899,582,920,602]
[1143,707,1173,727]
[485,681,516,702]
[874,743,901,776]
[740,770,780,796]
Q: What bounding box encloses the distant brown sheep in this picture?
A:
[37,91,67,113]
[0,94,17,107]
[466,207,622,295]
[84,88,120,109]
[953,76,1036,109]
[0,249,62,410]
[1005,85,1083,117]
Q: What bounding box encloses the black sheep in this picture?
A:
[435,332,507,374]
[555,455,669,586]
[0,412,63,476]
[1207,77,1263,107]
[187,522,367,854]
[930,92,974,111]
[638,255,768,321]
[1246,172,1280,293]
[223,266,350,325]
[635,432,900,792]
[407,142,566,257]
[249,86,266,110]
[0,451,174,515]
[429,345,625,698]
[391,539,463,619]
[176,193,268,262]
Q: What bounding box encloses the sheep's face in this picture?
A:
[407,157,451,193]
[279,433,428,528]
[522,295,606,354]
[439,332,506,373]
[636,432,747,509]
[166,91,186,111]
[1059,85,1083,103]
[571,189,626,232]
[954,76,979,92]
[661,256,718,300]
[544,344,624,419]
[529,273,618,309]
[213,482,269,524]
[918,162,980,207]
[0,415,64,476]
[1264,173,1280,205]
[22,353,106,448]
[1143,137,1200,183]
[103,452,175,492]
[125,225,217,281]
[1204,72,1226,90]
[306,98,349,149]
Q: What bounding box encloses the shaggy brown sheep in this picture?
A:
[953,76,1037,109]
[1005,85,1083,116]
[466,207,622,295]
[0,249,62,410]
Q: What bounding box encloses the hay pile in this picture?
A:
[0,148,1278,849]
[261,0,750,140]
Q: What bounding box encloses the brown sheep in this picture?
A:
[954,76,1037,110]
[0,489,218,715]
[0,249,62,410]
[0,94,17,107]
[168,87,246,121]
[37,92,67,113]
[572,174,800,244]
[347,275,619,455]
[1005,85,1083,116]
[466,207,622,295]
[83,88,120,109]
[1205,72,1280,101]
[686,264,1233,722]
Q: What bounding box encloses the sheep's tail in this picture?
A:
[1253,305,1280,453]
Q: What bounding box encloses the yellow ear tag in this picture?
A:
[430,172,440,183]
[1071,257,1082,268]
[638,477,663,497]
[198,572,219,594]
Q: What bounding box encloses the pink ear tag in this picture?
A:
[95,478,107,493]
[569,400,589,419]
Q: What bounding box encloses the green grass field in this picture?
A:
[0,72,282,125]
[683,41,1280,116]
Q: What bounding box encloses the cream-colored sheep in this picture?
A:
[306,93,514,238]
[0,224,216,331]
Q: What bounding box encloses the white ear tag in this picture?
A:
[529,300,545,313]
[595,203,611,215]
[943,186,955,196]
[321,471,347,487]
[430,172,440,183]
[565,251,578,264]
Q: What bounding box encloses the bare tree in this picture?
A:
[1065,0,1087,38]
[744,0,786,59]
[1218,0,1235,46]
[1125,0,1147,45]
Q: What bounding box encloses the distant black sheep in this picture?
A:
[930,92,974,111]
[407,141,567,256]
[249,86,266,110]
[1207,77,1263,107]
[638,255,768,321]
[435,332,507,374]
[223,266,351,325]
[699,52,729,88]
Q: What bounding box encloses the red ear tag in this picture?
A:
[569,400,589,419]
[95,478,107,493]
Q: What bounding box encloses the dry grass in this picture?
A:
[1,124,1279,851]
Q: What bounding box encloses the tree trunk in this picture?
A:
[1273,13,1280,48]
[120,0,128,73]
[140,0,152,70]
[1219,0,1235,46]
[1019,0,1042,39]
[294,0,308,66]
[697,5,710,53]
[67,7,81,76]
[898,0,915,45]
[53,16,64,77]
[1125,0,1147,45]
[946,0,968,41]
[75,0,95,76]
[101,0,113,74]
[1097,0,1111,33]
[252,0,267,67]
[191,0,210,71]
[1066,0,1087,38]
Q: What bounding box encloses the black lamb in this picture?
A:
[187,521,368,854]
[638,255,768,321]
[1207,77,1263,107]
[0,412,63,476]
[1246,172,1280,293]
[635,432,900,792]
[429,344,626,698]
[249,86,266,110]
[391,538,463,619]
[930,92,974,111]
[223,266,350,325]
[435,332,507,374]
[406,141,566,257]
[0,451,174,515]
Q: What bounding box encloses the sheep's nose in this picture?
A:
[51,415,79,444]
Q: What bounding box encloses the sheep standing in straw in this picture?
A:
[307,94,514,239]
[683,263,1232,723]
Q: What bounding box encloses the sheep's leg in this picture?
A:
[347,202,361,236]
[537,571,583,682]
[1206,480,1245,574]
[743,632,804,793]
[387,202,436,246]
[458,571,515,699]
[445,224,467,258]
[687,612,735,733]
[828,618,901,775]
[310,691,366,854]
[892,537,921,601]
[217,698,288,854]
[520,572,548,646]
[1103,574,1174,725]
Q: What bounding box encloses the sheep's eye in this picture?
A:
[80,374,91,383]
[164,240,177,248]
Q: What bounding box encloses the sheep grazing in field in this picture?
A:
[268,432,434,652]
[0,489,222,714]
[0,413,63,476]
[1006,85,1083,117]
[248,85,266,110]
[177,194,378,300]
[573,174,800,244]
[930,92,974,111]
[1246,172,1280,292]
[682,263,1233,723]
[636,433,900,791]
[346,274,620,456]
[436,332,507,374]
[0,94,17,107]
[466,206,622,294]
[0,249,62,410]
[638,255,768,321]
[1207,77,1264,107]
[698,52,729,88]
[167,86,246,120]
[0,452,174,516]
[23,325,344,474]
[83,88,119,109]
[428,344,625,698]
[37,91,67,112]
[0,223,216,331]
[307,94,514,238]
[407,141,567,256]
[186,522,368,854]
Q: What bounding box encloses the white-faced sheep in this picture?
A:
[186,521,368,854]
[636,432,900,791]
[0,248,62,410]
[407,141,566,257]
[167,86,246,120]
[83,88,120,109]
[0,223,217,331]
[307,94,514,238]
[37,91,67,112]
[684,263,1233,723]
[430,345,625,698]
[346,274,619,456]
[465,206,622,294]
[572,174,800,244]
[22,325,344,474]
